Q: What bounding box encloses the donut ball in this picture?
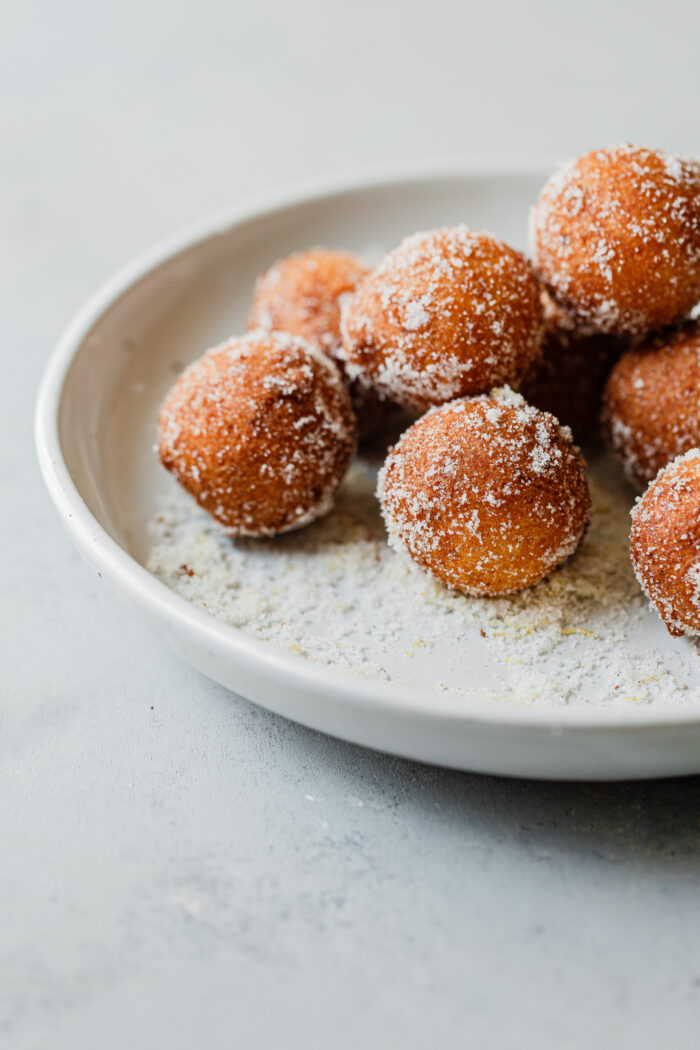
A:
[340,226,543,410]
[630,449,700,637]
[602,320,700,488]
[247,247,391,437]
[521,293,624,442]
[247,247,369,358]
[531,145,700,337]
[158,331,356,536]
[377,388,590,595]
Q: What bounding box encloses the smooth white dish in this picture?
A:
[36,167,700,780]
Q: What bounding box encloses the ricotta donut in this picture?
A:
[247,247,369,358]
[340,226,543,410]
[630,449,700,637]
[377,388,590,595]
[602,320,700,487]
[531,145,700,336]
[247,247,391,436]
[158,330,356,536]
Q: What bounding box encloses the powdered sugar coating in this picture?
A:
[246,246,395,438]
[158,330,356,536]
[377,388,590,595]
[531,144,700,336]
[247,247,369,358]
[631,448,700,637]
[603,319,700,487]
[148,452,699,709]
[340,226,543,410]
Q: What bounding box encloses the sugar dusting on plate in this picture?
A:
[147,450,700,709]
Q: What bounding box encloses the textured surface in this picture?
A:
[530,146,700,335]
[148,453,700,708]
[158,332,356,534]
[341,227,542,407]
[604,320,700,487]
[377,390,589,594]
[5,0,700,1047]
[631,449,700,637]
[247,248,370,357]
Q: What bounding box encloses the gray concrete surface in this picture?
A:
[3,1,700,1046]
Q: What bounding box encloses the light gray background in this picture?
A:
[3,1,700,1046]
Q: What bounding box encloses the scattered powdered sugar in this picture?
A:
[147,449,700,709]
[402,298,431,331]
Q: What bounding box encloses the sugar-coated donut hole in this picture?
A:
[603,320,700,488]
[531,144,700,337]
[246,246,394,438]
[158,330,356,536]
[340,226,544,410]
[377,388,591,596]
[247,247,369,357]
[631,449,700,637]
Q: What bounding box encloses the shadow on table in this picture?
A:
[288,719,700,874]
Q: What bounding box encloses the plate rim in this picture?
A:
[34,162,700,733]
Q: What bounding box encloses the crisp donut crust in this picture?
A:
[158,330,356,536]
[247,247,369,358]
[530,144,700,337]
[602,320,700,488]
[340,226,543,410]
[377,388,590,596]
[247,247,392,437]
[631,449,700,637]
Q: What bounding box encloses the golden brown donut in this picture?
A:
[520,293,624,442]
[631,449,700,637]
[340,226,543,410]
[377,388,590,595]
[158,331,356,536]
[602,320,700,488]
[247,247,369,357]
[530,145,700,337]
[246,247,392,437]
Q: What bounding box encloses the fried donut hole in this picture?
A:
[246,247,392,437]
[158,331,356,536]
[631,449,700,637]
[377,389,590,596]
[521,293,624,442]
[247,247,369,358]
[531,144,700,337]
[602,320,700,488]
[340,226,543,410]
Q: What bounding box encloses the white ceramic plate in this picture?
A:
[36,166,700,780]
